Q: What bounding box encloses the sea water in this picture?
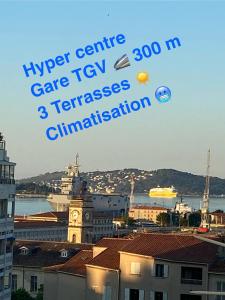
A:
[14,194,225,215]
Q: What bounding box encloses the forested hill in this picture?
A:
[16,169,225,196]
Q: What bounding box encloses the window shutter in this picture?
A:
[163,292,168,300]
[164,265,169,278]
[131,262,140,275]
[136,263,140,274]
[217,281,222,291]
[139,290,144,300]
[152,264,156,276]
[107,286,112,300]
[102,286,106,300]
[222,282,225,292]
[125,288,130,300]
[150,290,154,300]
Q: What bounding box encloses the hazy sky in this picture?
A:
[1,1,225,179]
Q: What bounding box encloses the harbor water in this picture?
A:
[15,194,225,215]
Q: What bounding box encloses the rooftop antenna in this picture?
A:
[130,175,135,209]
[201,149,210,228]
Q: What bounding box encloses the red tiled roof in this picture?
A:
[29,211,68,218]
[13,240,92,268]
[211,213,225,216]
[87,234,223,271]
[120,233,219,264]
[131,206,167,210]
[48,250,93,276]
[95,237,132,248]
[14,221,66,229]
[88,238,132,270]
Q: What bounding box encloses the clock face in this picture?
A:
[85,212,90,221]
[72,210,79,220]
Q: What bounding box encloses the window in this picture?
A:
[181,267,202,285]
[12,274,17,291]
[154,264,169,278]
[4,273,11,289]
[216,281,225,300]
[60,250,68,258]
[102,285,112,300]
[125,288,144,300]
[150,291,168,300]
[130,262,141,275]
[180,294,201,300]
[30,275,37,292]
[0,276,3,292]
[20,247,29,255]
[130,289,140,300]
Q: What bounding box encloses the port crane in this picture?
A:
[129,175,135,208]
[199,149,211,232]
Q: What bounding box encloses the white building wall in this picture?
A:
[0,135,16,300]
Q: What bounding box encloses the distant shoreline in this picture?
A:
[15,192,225,199]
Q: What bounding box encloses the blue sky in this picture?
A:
[0,1,225,179]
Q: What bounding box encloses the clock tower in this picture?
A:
[67,155,93,244]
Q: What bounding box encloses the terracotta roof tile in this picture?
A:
[88,238,131,270]
[121,233,219,263]
[57,250,93,276]
[13,240,92,268]
[29,211,68,218]
[14,221,66,229]
[131,206,167,210]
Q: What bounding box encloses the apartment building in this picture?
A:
[12,240,92,298]
[43,233,225,300]
[129,206,168,223]
[0,133,16,300]
[210,212,225,227]
[14,210,114,242]
[14,221,68,241]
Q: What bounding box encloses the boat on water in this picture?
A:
[149,186,177,198]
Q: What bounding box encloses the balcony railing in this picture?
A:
[0,179,15,184]
[181,278,202,285]
[0,253,13,267]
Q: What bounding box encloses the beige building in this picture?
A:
[12,240,92,298]
[210,212,225,227]
[129,206,168,223]
[43,233,225,300]
[14,209,114,243]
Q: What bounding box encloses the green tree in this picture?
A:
[12,288,34,300]
[35,284,43,300]
[179,217,188,227]
[123,216,135,226]
[188,212,201,227]
[156,212,170,226]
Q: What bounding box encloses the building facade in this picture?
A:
[0,133,16,300]
[43,233,225,300]
[14,221,67,241]
[129,206,168,223]
[12,240,92,298]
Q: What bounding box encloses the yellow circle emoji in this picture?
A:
[137,72,149,84]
